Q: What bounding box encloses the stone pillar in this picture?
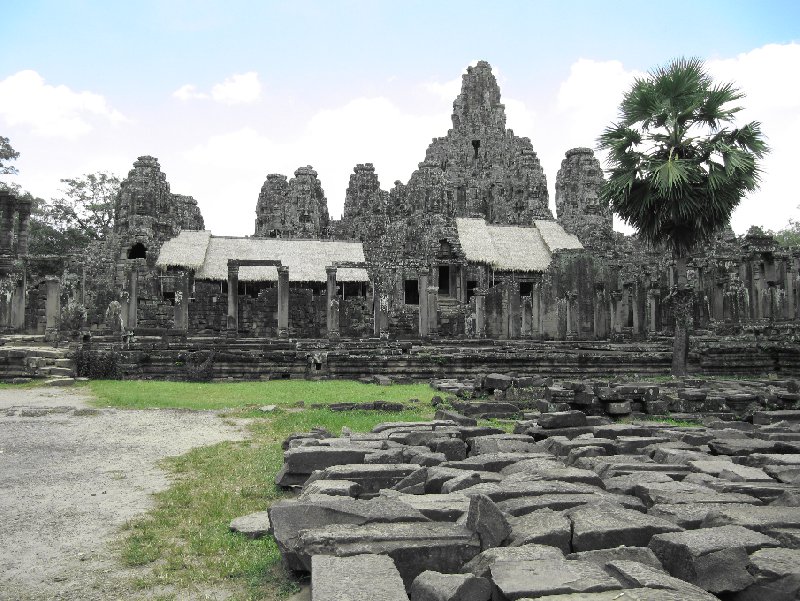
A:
[784,261,795,320]
[277,265,289,338]
[751,262,762,319]
[379,294,389,340]
[565,294,573,337]
[327,267,339,339]
[174,272,190,331]
[0,194,14,254]
[532,284,542,338]
[418,272,429,337]
[44,276,60,340]
[508,280,520,339]
[227,262,239,335]
[426,285,438,336]
[521,297,532,338]
[474,290,486,338]
[500,283,510,340]
[372,280,381,338]
[16,198,31,257]
[11,269,26,331]
[648,289,658,332]
[128,269,138,329]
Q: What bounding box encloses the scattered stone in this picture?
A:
[409,570,491,601]
[312,554,409,601]
[229,511,271,539]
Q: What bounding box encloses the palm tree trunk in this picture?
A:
[671,254,691,376]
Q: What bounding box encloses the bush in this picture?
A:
[75,348,122,379]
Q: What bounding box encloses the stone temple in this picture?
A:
[0,60,798,378]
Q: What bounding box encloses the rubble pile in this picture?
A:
[263,404,800,600]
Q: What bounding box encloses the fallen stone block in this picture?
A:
[304,463,419,496]
[483,373,514,392]
[605,560,718,600]
[701,504,800,533]
[299,479,362,499]
[296,521,481,587]
[469,434,540,455]
[498,492,644,516]
[602,472,674,495]
[506,508,572,553]
[567,546,663,570]
[709,437,797,456]
[728,547,800,601]
[648,503,753,529]
[229,511,271,539]
[531,589,716,600]
[649,525,780,593]
[566,502,683,552]
[311,554,409,601]
[268,495,429,570]
[381,490,471,522]
[633,480,762,507]
[754,410,800,425]
[689,460,773,481]
[409,570,491,601]
[465,494,510,550]
[425,467,502,494]
[501,460,604,487]
[441,453,535,472]
[461,543,564,578]
[538,410,587,429]
[490,558,622,599]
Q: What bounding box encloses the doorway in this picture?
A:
[438,266,450,296]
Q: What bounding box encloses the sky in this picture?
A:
[1,0,799,237]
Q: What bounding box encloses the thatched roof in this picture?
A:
[455,218,583,272]
[157,230,212,270]
[157,231,368,282]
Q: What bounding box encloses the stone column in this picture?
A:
[784,260,795,320]
[500,283,510,339]
[508,280,520,339]
[44,276,60,340]
[521,297,532,338]
[372,280,381,338]
[0,194,14,254]
[128,269,138,329]
[751,262,762,319]
[379,293,389,340]
[277,265,289,338]
[474,289,486,338]
[16,198,31,256]
[174,271,190,331]
[532,284,542,338]
[427,285,438,336]
[227,262,239,336]
[11,268,26,331]
[648,289,658,332]
[418,272,429,337]
[326,267,339,339]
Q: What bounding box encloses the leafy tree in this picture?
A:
[49,172,119,241]
[768,209,800,248]
[0,136,19,175]
[598,57,768,375]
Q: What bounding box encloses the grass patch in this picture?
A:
[89,379,437,410]
[93,381,437,600]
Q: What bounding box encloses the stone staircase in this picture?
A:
[0,336,76,384]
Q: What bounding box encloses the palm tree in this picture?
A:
[598,57,768,375]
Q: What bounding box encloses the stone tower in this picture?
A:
[114,156,204,251]
[340,163,387,241]
[254,166,330,238]
[555,148,612,248]
[405,60,552,223]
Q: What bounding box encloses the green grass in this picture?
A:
[88,380,438,600]
[88,379,438,410]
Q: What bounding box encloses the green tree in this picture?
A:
[769,209,800,248]
[0,136,19,175]
[598,57,768,375]
[49,172,119,241]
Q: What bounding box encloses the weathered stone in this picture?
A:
[483,373,514,392]
[409,570,491,601]
[304,463,419,495]
[605,560,718,599]
[296,522,481,587]
[649,525,780,593]
[648,503,753,529]
[538,410,588,429]
[464,494,510,550]
[229,511,271,539]
[728,547,800,601]
[381,491,471,522]
[311,554,409,601]
[506,509,572,552]
[633,480,761,506]
[701,504,800,533]
[268,495,429,570]
[461,544,564,578]
[566,502,683,552]
[567,546,664,570]
[498,492,644,516]
[490,559,622,599]
[434,409,477,426]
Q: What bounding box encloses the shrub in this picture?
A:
[74,348,122,379]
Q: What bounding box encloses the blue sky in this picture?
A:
[1,0,799,235]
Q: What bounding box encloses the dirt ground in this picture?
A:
[0,386,248,601]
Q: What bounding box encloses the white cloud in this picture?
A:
[172,84,208,101]
[173,72,263,106]
[0,70,125,138]
[211,72,262,105]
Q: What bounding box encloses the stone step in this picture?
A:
[39,366,75,377]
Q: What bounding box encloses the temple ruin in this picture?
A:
[1,60,798,378]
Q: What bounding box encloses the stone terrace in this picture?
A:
[257,394,800,600]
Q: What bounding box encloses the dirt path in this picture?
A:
[0,386,248,601]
